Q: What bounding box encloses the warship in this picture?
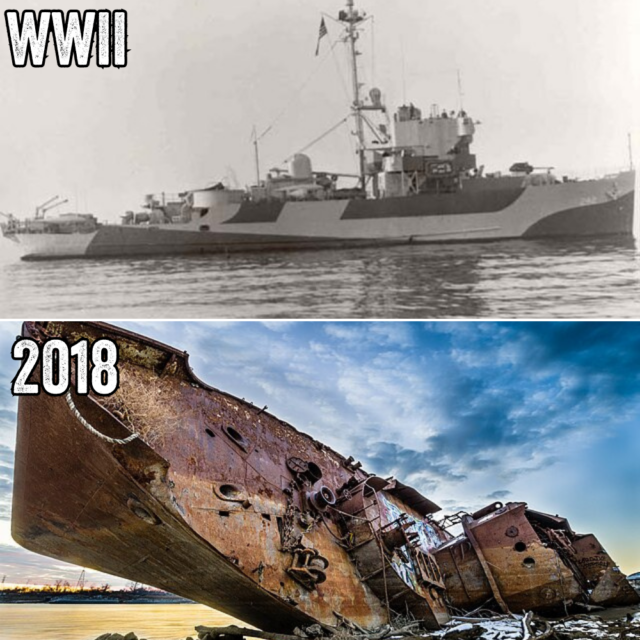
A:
[1,1,635,261]
[11,321,639,633]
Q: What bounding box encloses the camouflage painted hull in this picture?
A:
[9,171,635,260]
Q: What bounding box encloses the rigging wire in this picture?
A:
[361,114,387,145]
[401,40,407,105]
[262,14,374,172]
[371,16,375,88]
[255,40,338,144]
[328,31,352,108]
[283,116,350,163]
[330,43,357,163]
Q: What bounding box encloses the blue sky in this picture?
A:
[0,321,639,587]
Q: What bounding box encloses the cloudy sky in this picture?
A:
[0,0,638,222]
[0,320,638,588]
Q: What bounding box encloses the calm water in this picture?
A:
[1,603,241,640]
[1,237,639,318]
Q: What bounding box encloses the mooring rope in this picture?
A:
[65,391,138,445]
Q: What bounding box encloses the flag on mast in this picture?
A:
[315,17,328,56]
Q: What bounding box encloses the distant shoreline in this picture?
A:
[0,588,193,605]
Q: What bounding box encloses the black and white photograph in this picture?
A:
[0,1,639,639]
[0,0,638,318]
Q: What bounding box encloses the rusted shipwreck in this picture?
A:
[433,502,639,614]
[11,322,638,633]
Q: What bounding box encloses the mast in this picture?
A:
[341,0,367,189]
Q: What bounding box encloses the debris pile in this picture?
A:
[94,633,146,640]
[92,613,640,640]
[433,612,640,640]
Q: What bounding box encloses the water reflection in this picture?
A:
[1,603,241,640]
[0,237,638,318]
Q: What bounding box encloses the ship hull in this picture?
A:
[11,322,638,631]
[12,322,640,633]
[12,388,315,632]
[12,322,451,633]
[11,172,635,260]
[432,504,640,614]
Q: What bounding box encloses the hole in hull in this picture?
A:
[222,425,250,451]
[126,497,160,526]
[306,462,323,483]
[219,484,241,499]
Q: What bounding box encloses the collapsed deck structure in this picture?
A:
[433,502,639,614]
[11,322,639,633]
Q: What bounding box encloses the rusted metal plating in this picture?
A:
[433,502,639,614]
[10,321,638,635]
[12,321,452,632]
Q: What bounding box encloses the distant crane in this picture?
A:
[35,195,69,220]
[76,570,86,591]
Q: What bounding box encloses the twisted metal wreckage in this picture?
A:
[11,322,639,633]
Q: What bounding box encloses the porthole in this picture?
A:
[219,484,241,499]
[523,557,536,568]
[222,424,249,451]
[514,541,527,552]
[213,482,249,504]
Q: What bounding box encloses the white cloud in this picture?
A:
[1,320,639,580]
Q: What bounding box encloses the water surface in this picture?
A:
[1,603,240,640]
[1,237,639,318]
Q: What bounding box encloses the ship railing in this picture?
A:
[557,165,633,181]
[142,192,185,208]
[2,220,29,235]
[1,219,100,235]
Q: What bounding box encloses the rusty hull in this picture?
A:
[433,502,639,614]
[12,321,451,632]
[11,322,637,629]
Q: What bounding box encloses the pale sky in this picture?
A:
[0,0,638,222]
[0,321,638,588]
